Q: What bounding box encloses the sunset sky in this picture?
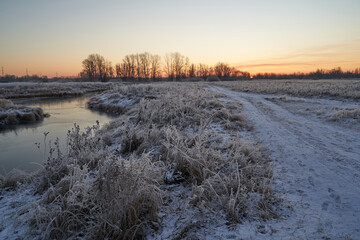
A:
[0,0,359,77]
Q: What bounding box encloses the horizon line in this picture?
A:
[1,65,359,79]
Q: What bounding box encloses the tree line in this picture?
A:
[80,54,114,81]
[80,53,360,82]
[252,67,360,80]
[80,52,250,81]
[1,56,359,82]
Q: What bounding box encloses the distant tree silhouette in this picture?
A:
[150,54,161,80]
[77,52,360,82]
[81,54,96,81]
[164,53,175,80]
[122,54,136,79]
[105,60,114,80]
[197,64,210,79]
[115,53,161,80]
[81,54,113,81]
[115,63,121,78]
[251,66,360,80]
[188,63,197,78]
[214,62,231,78]
[163,52,189,80]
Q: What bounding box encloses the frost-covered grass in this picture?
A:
[0,99,47,128]
[1,83,277,239]
[0,169,29,189]
[327,107,360,121]
[87,84,158,114]
[217,79,360,99]
[0,82,115,99]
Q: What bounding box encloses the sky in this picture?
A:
[0,0,359,77]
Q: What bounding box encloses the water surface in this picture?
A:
[0,96,115,175]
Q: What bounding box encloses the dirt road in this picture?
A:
[211,86,360,239]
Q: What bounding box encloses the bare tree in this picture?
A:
[188,63,197,78]
[82,57,95,81]
[115,63,121,78]
[230,67,240,77]
[93,54,105,80]
[140,52,151,79]
[173,52,186,80]
[81,54,107,81]
[164,53,175,80]
[214,62,231,78]
[135,54,141,79]
[197,64,210,79]
[104,60,114,80]
[122,55,136,79]
[150,54,161,80]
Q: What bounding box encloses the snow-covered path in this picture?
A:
[210,86,360,239]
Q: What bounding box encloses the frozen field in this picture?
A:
[211,86,360,239]
[0,82,115,99]
[0,81,359,239]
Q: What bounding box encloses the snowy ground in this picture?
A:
[0,186,40,240]
[1,83,359,239]
[210,86,360,239]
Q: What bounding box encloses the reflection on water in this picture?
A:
[0,96,115,175]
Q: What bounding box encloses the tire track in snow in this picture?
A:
[210,86,360,239]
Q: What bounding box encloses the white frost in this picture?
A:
[210,86,360,239]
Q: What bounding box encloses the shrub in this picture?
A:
[0,169,29,189]
[32,124,164,239]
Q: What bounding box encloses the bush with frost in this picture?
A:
[0,98,46,127]
[31,123,164,239]
[327,107,360,121]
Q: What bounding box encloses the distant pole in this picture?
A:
[1,66,3,76]
[26,68,28,76]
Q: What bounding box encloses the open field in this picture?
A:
[211,85,360,239]
[217,79,360,99]
[0,80,359,239]
[0,82,115,99]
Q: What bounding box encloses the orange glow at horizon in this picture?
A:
[2,41,359,78]
[0,57,82,78]
[238,63,360,76]
[234,41,360,75]
[2,59,360,78]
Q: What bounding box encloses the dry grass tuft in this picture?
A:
[0,98,14,107]
[0,169,29,189]
[327,108,360,121]
[120,127,144,154]
[31,123,164,239]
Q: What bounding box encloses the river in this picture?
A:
[0,96,115,175]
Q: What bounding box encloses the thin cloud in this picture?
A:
[238,62,313,68]
[273,42,360,61]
